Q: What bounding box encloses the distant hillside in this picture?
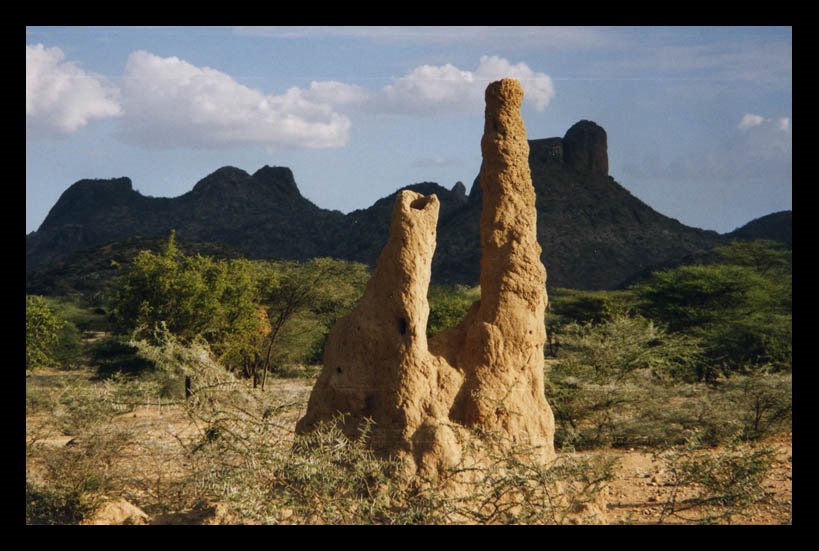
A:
[26,121,791,291]
[25,236,243,300]
[724,211,792,248]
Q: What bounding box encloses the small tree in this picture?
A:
[715,240,791,276]
[26,295,64,369]
[254,258,368,386]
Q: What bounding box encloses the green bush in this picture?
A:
[545,311,791,450]
[548,288,637,326]
[26,295,64,369]
[112,232,369,381]
[26,482,92,525]
[427,285,479,337]
[632,241,791,376]
[550,314,702,383]
[659,444,776,524]
[52,321,83,369]
[90,336,154,378]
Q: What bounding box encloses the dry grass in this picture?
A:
[26,338,791,524]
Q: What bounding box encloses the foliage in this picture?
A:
[256,257,369,369]
[632,243,791,376]
[26,295,65,369]
[43,295,110,332]
[111,232,369,382]
[52,321,83,369]
[715,240,791,276]
[545,311,790,450]
[552,314,702,383]
[658,442,776,524]
[427,285,479,337]
[548,288,637,326]
[112,231,263,348]
[724,369,792,441]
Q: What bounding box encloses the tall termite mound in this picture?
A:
[296,79,555,479]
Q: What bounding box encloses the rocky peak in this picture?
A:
[451,181,467,204]
[251,165,302,199]
[39,177,137,231]
[191,166,252,195]
[562,120,608,176]
[529,137,564,164]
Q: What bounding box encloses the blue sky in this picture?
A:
[26,26,792,234]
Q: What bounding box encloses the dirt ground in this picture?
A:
[26,368,792,525]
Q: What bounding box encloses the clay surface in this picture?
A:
[296,79,555,478]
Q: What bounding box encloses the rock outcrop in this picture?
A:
[295,79,555,480]
[562,119,608,176]
[31,116,760,292]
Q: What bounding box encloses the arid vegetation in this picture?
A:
[26,237,791,524]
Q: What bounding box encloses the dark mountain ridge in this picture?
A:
[26,121,792,290]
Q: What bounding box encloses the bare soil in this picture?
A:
[26,367,791,525]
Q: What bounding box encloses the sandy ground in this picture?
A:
[26,368,791,525]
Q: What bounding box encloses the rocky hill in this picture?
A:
[26,121,791,290]
[724,211,792,247]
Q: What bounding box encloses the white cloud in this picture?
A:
[117,51,351,149]
[739,113,766,130]
[302,80,369,106]
[26,43,122,135]
[27,46,555,149]
[738,113,791,136]
[475,56,555,111]
[378,56,554,115]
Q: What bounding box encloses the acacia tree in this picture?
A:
[111,233,368,385]
[254,258,368,388]
[632,243,792,377]
[715,240,791,276]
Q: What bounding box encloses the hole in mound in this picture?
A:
[398,318,408,335]
[410,196,434,210]
[336,367,342,374]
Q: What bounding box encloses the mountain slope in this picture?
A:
[26,121,789,291]
[724,211,792,247]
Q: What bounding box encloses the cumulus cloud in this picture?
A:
[26,43,122,135]
[27,45,555,149]
[777,117,790,131]
[378,56,555,115]
[302,80,369,106]
[738,113,766,130]
[117,51,352,149]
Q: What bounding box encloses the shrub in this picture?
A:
[658,443,776,524]
[26,295,64,369]
[550,314,702,383]
[548,288,637,326]
[632,248,792,376]
[52,321,83,369]
[427,285,479,337]
[90,336,154,378]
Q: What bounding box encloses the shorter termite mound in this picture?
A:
[295,79,555,480]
